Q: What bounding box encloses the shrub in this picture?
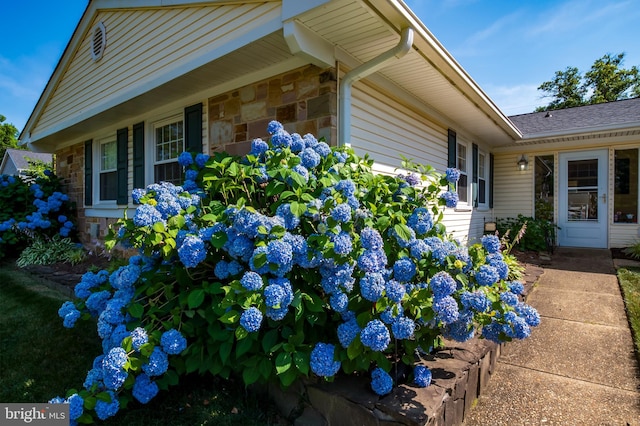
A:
[496,215,556,253]
[53,122,539,423]
[0,170,77,259]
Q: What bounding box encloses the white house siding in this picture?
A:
[492,152,535,219]
[34,3,281,137]
[349,82,490,244]
[610,225,640,248]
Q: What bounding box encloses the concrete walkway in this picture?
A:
[463,248,640,426]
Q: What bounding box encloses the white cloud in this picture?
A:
[482,83,543,116]
[453,10,525,58]
[526,0,633,37]
[0,46,60,131]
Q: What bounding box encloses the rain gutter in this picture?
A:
[338,27,414,146]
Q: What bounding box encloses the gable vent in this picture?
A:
[91,22,107,61]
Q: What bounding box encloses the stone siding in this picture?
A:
[55,143,118,248]
[207,65,337,156]
[56,143,89,245]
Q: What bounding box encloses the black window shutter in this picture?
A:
[489,153,494,208]
[133,122,145,191]
[84,140,93,206]
[447,129,456,168]
[116,127,129,205]
[185,103,203,153]
[472,144,478,183]
[472,143,479,207]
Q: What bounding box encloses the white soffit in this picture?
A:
[298,0,518,145]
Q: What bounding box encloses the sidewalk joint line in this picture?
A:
[497,360,640,395]
[537,314,630,330]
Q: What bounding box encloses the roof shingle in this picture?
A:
[508,97,640,136]
[4,149,53,170]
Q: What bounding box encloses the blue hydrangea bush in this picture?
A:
[53,121,539,423]
[0,170,76,259]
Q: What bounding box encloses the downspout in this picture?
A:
[338,27,414,147]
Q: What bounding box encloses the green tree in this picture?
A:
[585,53,639,104]
[536,52,640,112]
[535,66,586,111]
[0,115,20,160]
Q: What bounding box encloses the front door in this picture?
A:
[558,150,608,248]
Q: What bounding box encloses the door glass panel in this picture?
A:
[567,159,598,221]
[614,149,638,223]
[535,155,554,220]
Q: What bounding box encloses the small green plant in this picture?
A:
[623,242,640,259]
[496,222,526,280]
[497,215,557,253]
[502,253,525,281]
[16,235,86,268]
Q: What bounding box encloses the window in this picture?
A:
[535,155,554,221]
[447,130,491,208]
[154,118,184,184]
[614,149,638,223]
[99,138,117,201]
[478,152,487,206]
[456,142,468,203]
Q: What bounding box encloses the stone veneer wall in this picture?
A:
[54,65,337,247]
[207,64,337,156]
[55,143,118,248]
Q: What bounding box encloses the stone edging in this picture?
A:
[268,263,544,426]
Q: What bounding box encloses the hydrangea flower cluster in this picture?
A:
[56,121,539,421]
[371,367,393,395]
[54,253,188,422]
[0,171,76,256]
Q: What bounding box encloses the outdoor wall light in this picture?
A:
[517,154,529,171]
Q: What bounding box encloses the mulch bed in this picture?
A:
[16,253,113,297]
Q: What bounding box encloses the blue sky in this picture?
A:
[1,0,639,132]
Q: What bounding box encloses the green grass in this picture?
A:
[616,267,640,366]
[0,265,286,425]
[0,268,100,403]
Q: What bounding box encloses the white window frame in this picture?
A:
[456,142,469,205]
[149,114,184,185]
[477,150,488,208]
[92,135,118,207]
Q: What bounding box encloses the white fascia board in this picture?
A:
[518,122,640,142]
[283,20,336,69]
[492,131,640,154]
[281,0,333,21]
[93,0,272,9]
